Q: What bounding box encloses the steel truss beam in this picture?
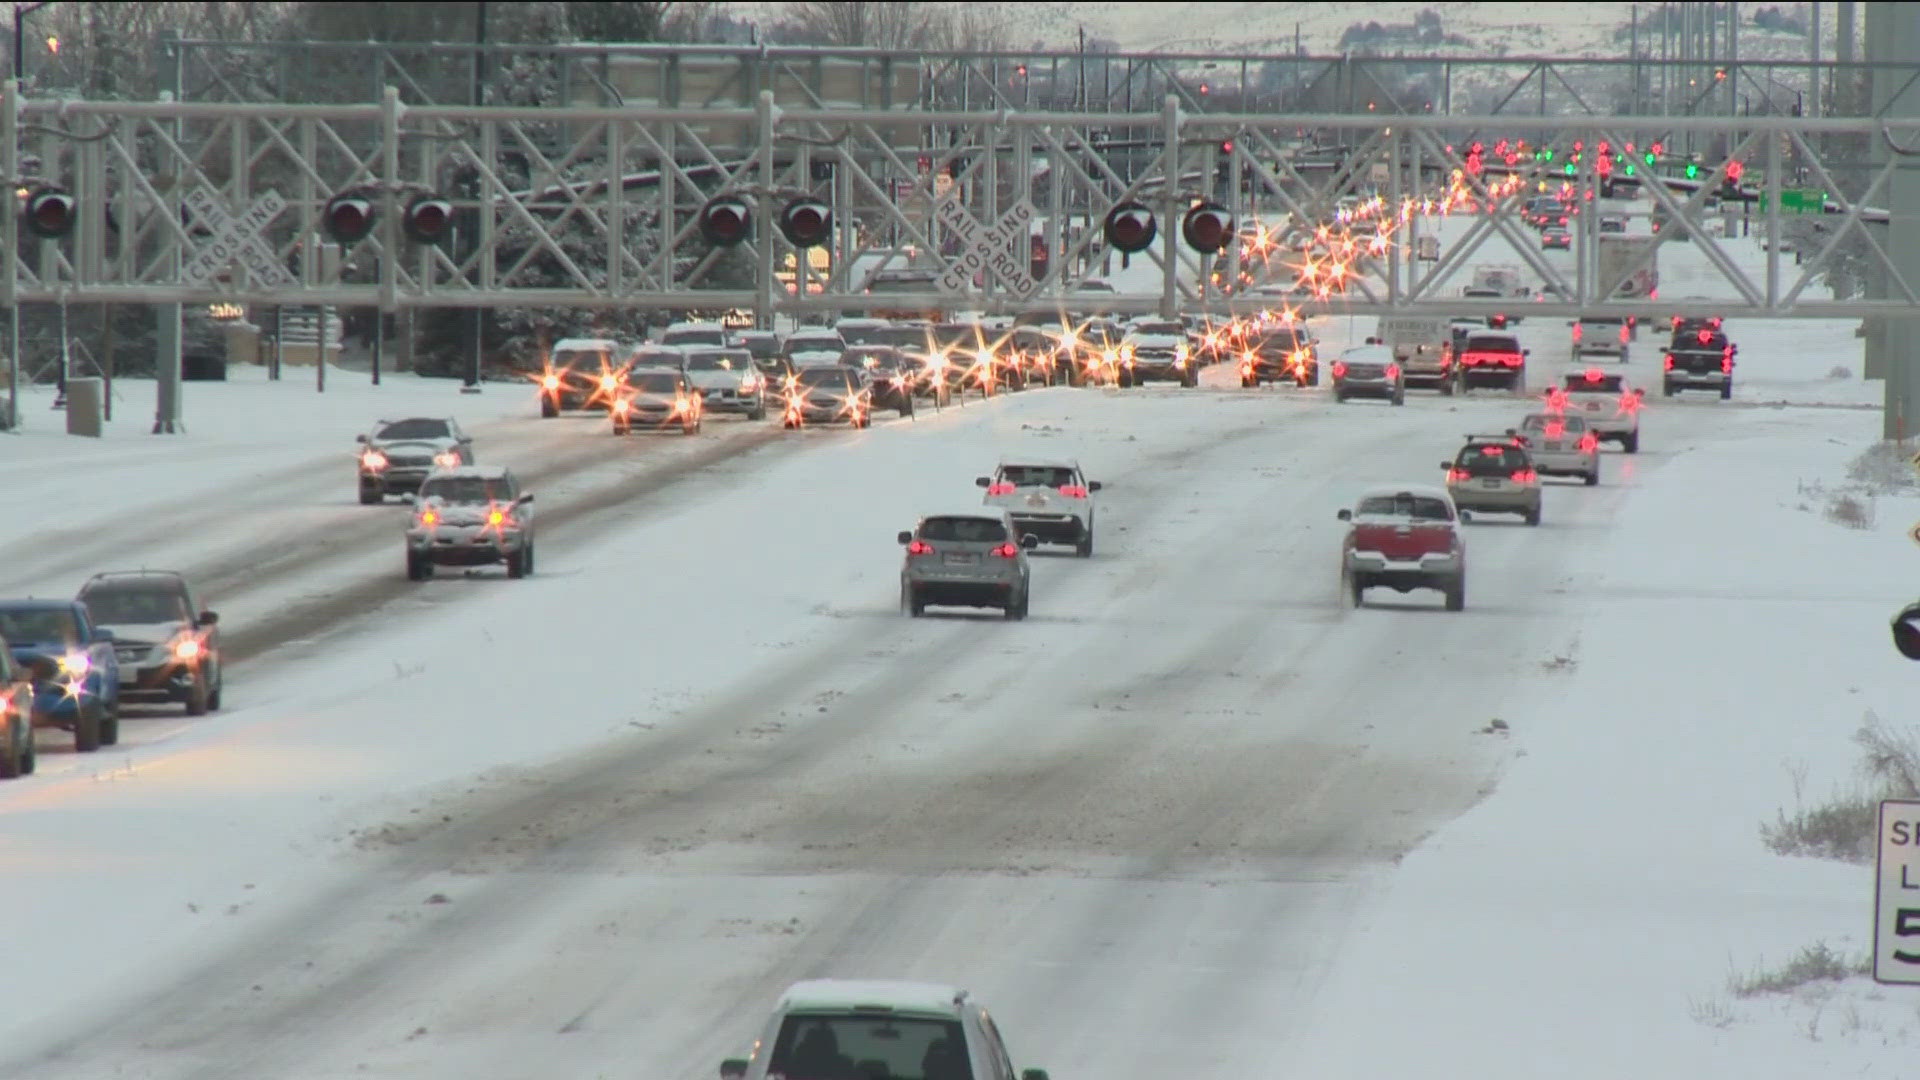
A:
[169,37,1906,120]
[5,85,1915,320]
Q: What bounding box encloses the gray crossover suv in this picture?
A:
[898,509,1038,620]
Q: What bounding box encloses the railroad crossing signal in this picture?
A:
[778,199,832,248]
[1181,202,1234,254]
[1103,202,1157,253]
[699,196,753,247]
[21,185,75,239]
[321,194,376,244]
[401,195,453,244]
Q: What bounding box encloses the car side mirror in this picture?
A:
[198,610,219,626]
[1021,1070,1050,1080]
[1440,460,1453,470]
[93,628,115,644]
[1336,508,1352,521]
[355,433,368,443]
[1634,388,1646,399]
[1087,480,1103,492]
[720,1059,750,1079]
[975,477,991,488]
[1021,533,1040,549]
[897,530,913,545]
[1460,510,1474,523]
[460,435,473,443]
[1522,349,1531,356]
[517,494,534,504]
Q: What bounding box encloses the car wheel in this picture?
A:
[900,400,914,418]
[1334,392,1348,403]
[1349,574,1366,608]
[683,419,699,435]
[612,423,629,436]
[185,676,209,717]
[1075,533,1093,558]
[1622,431,1640,454]
[1584,468,1599,487]
[507,549,528,579]
[1662,381,1676,397]
[207,674,223,711]
[1525,507,1541,527]
[540,398,559,419]
[358,486,382,505]
[0,720,19,779]
[99,699,121,746]
[749,405,766,421]
[73,708,101,753]
[782,417,798,430]
[1241,375,1255,388]
[1720,380,1733,401]
[406,551,430,582]
[1392,391,1406,406]
[1445,577,1466,612]
[905,586,926,618]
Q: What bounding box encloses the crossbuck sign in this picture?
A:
[935,196,1038,300]
[181,186,295,289]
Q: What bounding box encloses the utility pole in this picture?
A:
[462,0,487,394]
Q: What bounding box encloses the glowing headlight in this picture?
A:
[59,652,90,676]
[613,398,631,414]
[599,374,617,392]
[432,451,460,468]
[541,374,561,390]
[173,638,203,661]
[361,449,388,470]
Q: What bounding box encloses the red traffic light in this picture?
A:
[778,199,832,248]
[22,185,75,239]
[1220,138,1234,154]
[1725,159,1745,183]
[321,194,376,244]
[1651,141,1664,156]
[1103,202,1158,254]
[698,196,752,247]
[401,194,453,244]
[1181,202,1234,254]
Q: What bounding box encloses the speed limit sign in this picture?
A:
[1875,799,1920,985]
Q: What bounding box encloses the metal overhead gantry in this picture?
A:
[2,84,1915,320]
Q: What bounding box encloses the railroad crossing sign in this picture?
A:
[181,186,295,289]
[1874,799,1920,985]
[935,196,1038,299]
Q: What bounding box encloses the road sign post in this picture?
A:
[1875,799,1920,985]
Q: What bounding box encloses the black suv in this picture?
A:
[77,571,223,715]
[843,346,917,417]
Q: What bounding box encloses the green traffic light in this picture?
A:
[1643,152,1656,165]
[1623,163,1636,177]
[1564,162,1576,176]
[1543,149,1554,161]
[1685,163,1699,179]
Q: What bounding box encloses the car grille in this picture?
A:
[386,454,432,469]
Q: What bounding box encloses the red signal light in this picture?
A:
[401,194,453,244]
[1103,202,1158,254]
[22,186,76,239]
[699,196,753,247]
[778,199,832,248]
[321,194,376,244]
[1181,202,1234,254]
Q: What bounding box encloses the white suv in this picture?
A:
[723,980,1051,1080]
[977,457,1102,557]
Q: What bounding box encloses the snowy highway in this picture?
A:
[1,338,1740,1079]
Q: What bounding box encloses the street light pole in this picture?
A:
[12,3,48,84]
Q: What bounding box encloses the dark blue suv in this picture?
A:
[0,599,121,751]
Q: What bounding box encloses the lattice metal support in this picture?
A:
[5,86,1918,321]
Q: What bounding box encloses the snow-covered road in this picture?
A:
[0,357,1730,1079]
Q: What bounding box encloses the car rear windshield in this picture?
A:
[1457,445,1529,475]
[1564,373,1624,392]
[1131,322,1183,336]
[662,328,725,346]
[1674,331,1729,350]
[845,347,903,371]
[835,324,891,346]
[628,371,683,393]
[1580,316,1624,326]
[795,367,851,389]
[375,418,451,441]
[785,336,846,356]
[81,588,189,625]
[1356,494,1452,520]
[420,477,512,504]
[768,1015,968,1080]
[1464,335,1519,353]
[921,517,1009,543]
[0,607,79,645]
[628,348,683,367]
[553,346,615,368]
[684,351,746,371]
[998,465,1077,488]
[1522,413,1588,433]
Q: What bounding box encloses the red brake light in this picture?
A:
[1385,363,1400,379]
[1619,325,1630,344]
[990,542,1019,559]
[1511,469,1537,483]
[1578,433,1599,452]
[1059,485,1089,499]
[1447,467,1470,482]
[1664,354,1675,370]
[1697,329,1711,345]
[1480,446,1504,456]
[1571,324,1583,342]
[1584,367,1602,383]
[987,482,1016,496]
[907,539,934,556]
[1331,361,1348,378]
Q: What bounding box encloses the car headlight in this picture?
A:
[172,637,204,662]
[59,652,90,676]
[432,451,460,468]
[361,449,388,470]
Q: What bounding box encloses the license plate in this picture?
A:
[1584,402,1601,411]
[1481,479,1502,488]
[1544,442,1563,451]
[943,554,978,566]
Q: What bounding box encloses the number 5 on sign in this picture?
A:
[1874,799,1920,984]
